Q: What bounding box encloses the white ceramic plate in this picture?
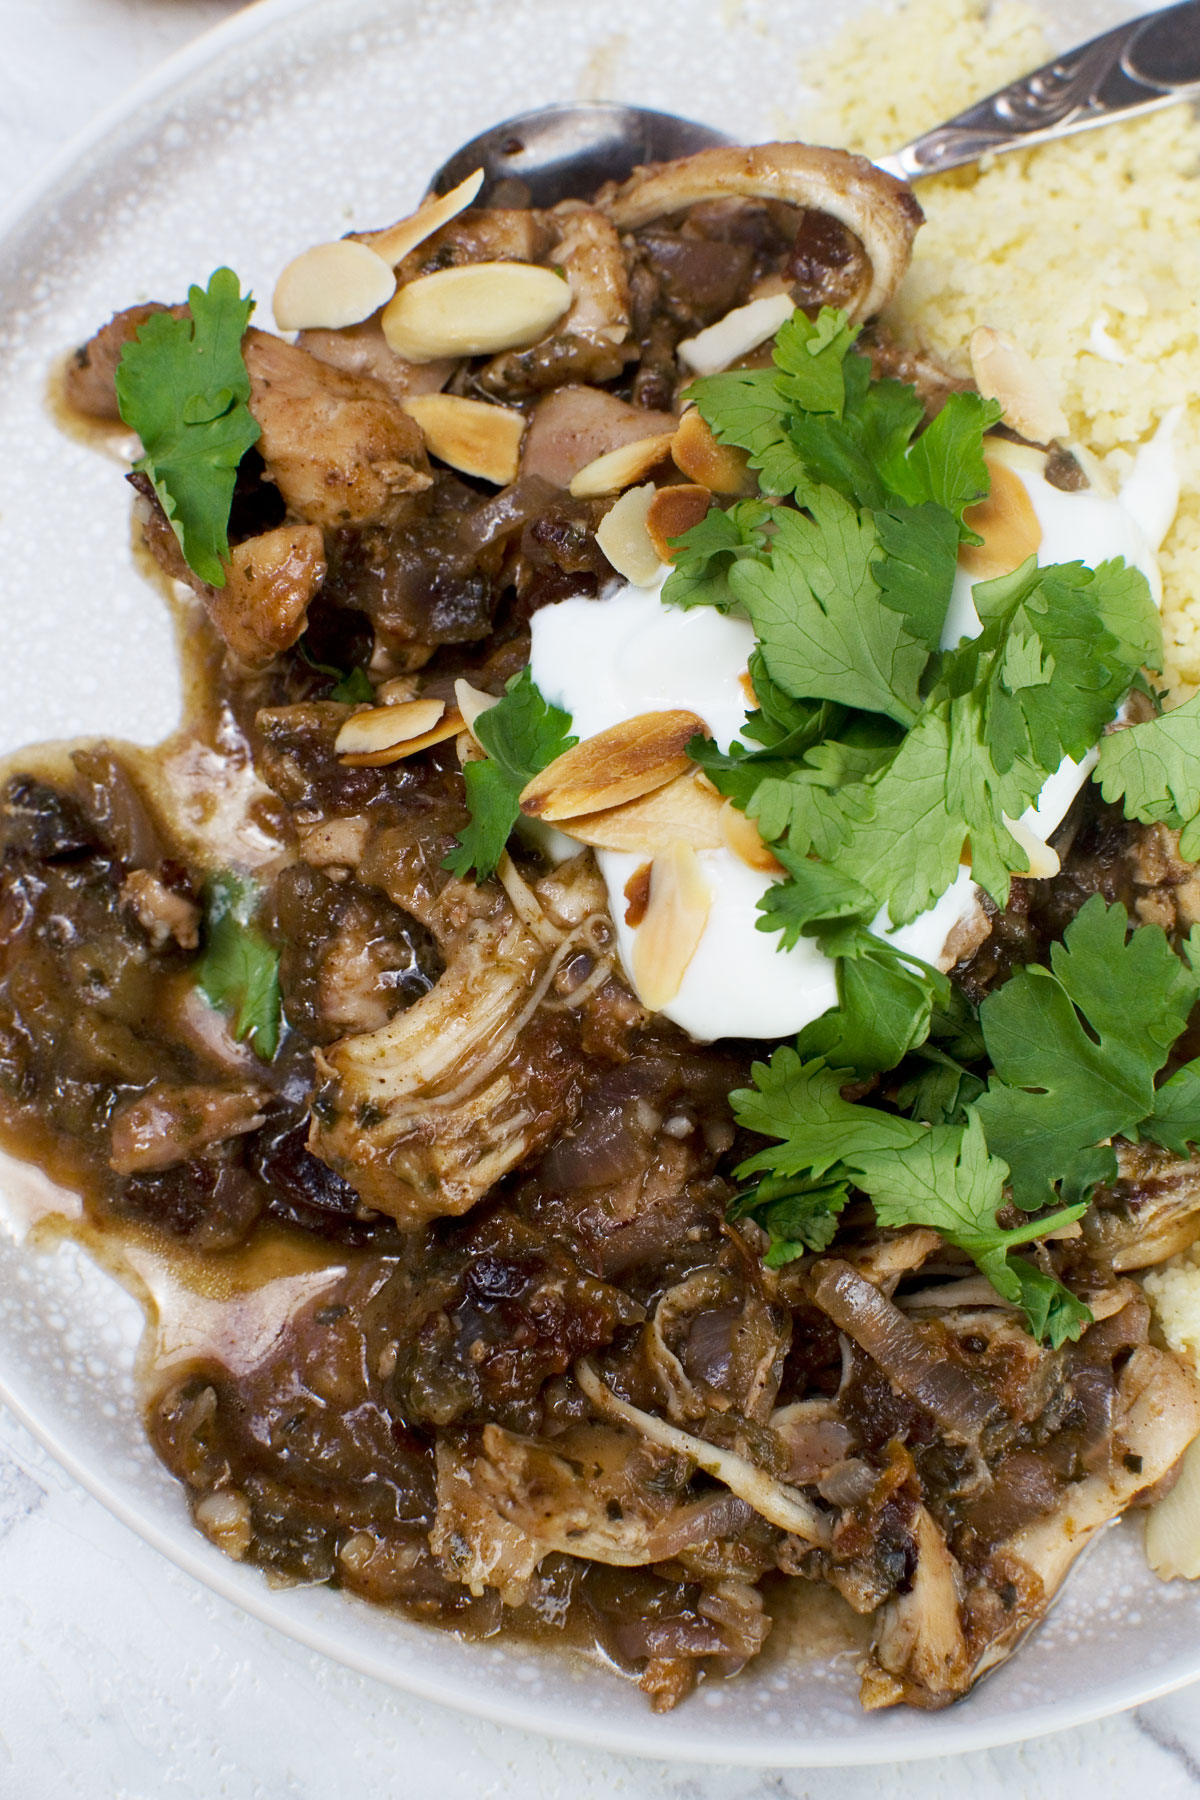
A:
[0,0,1196,1765]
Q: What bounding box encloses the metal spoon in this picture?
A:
[431,0,1200,204]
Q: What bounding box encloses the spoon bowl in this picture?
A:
[431,100,730,207]
[429,1,1200,203]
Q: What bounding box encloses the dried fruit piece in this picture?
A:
[969,326,1069,445]
[562,769,726,853]
[381,262,572,363]
[720,800,784,874]
[568,432,678,499]
[272,239,398,332]
[677,291,795,377]
[959,448,1044,581]
[402,393,526,485]
[645,484,714,562]
[520,711,709,820]
[595,483,662,586]
[671,406,756,495]
[336,698,465,765]
[631,842,711,1011]
[358,168,485,268]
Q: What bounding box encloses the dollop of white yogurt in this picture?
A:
[529,428,1177,1042]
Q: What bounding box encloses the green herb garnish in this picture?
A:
[115,268,259,587]
[195,871,282,1060]
[444,669,577,881]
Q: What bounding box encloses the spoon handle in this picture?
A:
[875,0,1200,181]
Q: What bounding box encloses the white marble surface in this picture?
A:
[2,2,1200,1793]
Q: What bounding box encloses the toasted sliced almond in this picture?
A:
[720,801,784,875]
[453,678,501,743]
[456,728,486,766]
[381,262,572,363]
[631,842,711,1011]
[335,698,445,756]
[595,483,662,586]
[738,668,759,709]
[358,168,485,268]
[402,393,526,485]
[1002,811,1060,880]
[959,451,1044,582]
[569,432,677,499]
[646,484,714,562]
[671,406,756,495]
[563,768,726,853]
[272,239,398,332]
[337,699,467,765]
[520,711,708,820]
[677,291,796,377]
[969,326,1069,445]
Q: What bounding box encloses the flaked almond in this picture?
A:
[402,393,526,485]
[646,484,713,562]
[671,406,756,495]
[595,483,662,586]
[569,432,677,499]
[337,699,466,765]
[969,326,1069,445]
[335,697,445,756]
[456,728,486,766]
[631,842,711,1011]
[677,291,796,377]
[959,450,1044,582]
[381,261,571,363]
[721,800,784,875]
[562,768,726,853]
[453,677,500,743]
[1002,811,1060,880]
[272,238,398,332]
[738,668,759,708]
[358,168,485,268]
[520,711,708,820]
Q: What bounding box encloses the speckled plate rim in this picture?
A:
[0,0,1198,1767]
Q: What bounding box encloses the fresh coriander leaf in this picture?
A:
[895,391,1001,532]
[975,895,1199,1210]
[443,758,521,883]
[873,502,960,652]
[196,871,281,1060]
[296,637,373,703]
[473,666,577,788]
[115,269,259,587]
[844,1111,1089,1341]
[741,652,847,756]
[1094,691,1200,857]
[445,669,577,881]
[754,850,875,952]
[1090,557,1165,672]
[660,500,771,611]
[728,1173,851,1265]
[731,1051,926,1182]
[896,1047,985,1126]
[1005,1261,1094,1350]
[772,306,861,415]
[796,944,940,1078]
[331,666,375,704]
[978,560,1140,776]
[1141,1058,1200,1156]
[730,490,926,728]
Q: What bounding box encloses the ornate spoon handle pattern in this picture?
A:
[876,1,1200,180]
